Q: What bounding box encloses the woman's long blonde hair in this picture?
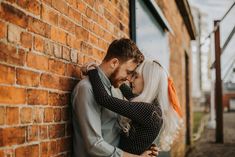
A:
[120,60,183,151]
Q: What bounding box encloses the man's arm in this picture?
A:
[72,81,123,157]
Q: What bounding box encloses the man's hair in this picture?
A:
[103,38,144,64]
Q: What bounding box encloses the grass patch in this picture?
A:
[193,112,204,134]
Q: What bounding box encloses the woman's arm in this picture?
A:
[88,69,162,126]
[119,83,136,100]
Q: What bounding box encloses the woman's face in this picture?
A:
[130,72,144,95]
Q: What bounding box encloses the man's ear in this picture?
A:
[110,58,120,69]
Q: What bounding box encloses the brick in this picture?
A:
[59,77,77,91]
[52,0,68,15]
[58,15,75,34]
[68,7,81,24]
[103,31,113,42]
[27,89,48,105]
[49,124,65,139]
[61,107,69,121]
[51,26,67,44]
[34,36,44,52]
[6,107,19,125]
[40,141,50,157]
[57,137,70,152]
[82,16,91,30]
[41,4,58,25]
[54,108,61,122]
[0,107,5,125]
[39,125,48,140]
[86,0,96,7]
[48,92,69,106]
[71,49,78,63]
[44,107,54,122]
[66,123,72,136]
[53,43,62,58]
[40,73,59,89]
[66,35,81,50]
[15,144,39,157]
[77,54,84,65]
[0,42,26,66]
[42,0,52,6]
[76,0,86,14]
[67,0,77,6]
[17,0,41,15]
[49,140,58,155]
[20,107,32,124]
[86,6,98,22]
[98,38,108,50]
[21,32,32,49]
[0,21,6,39]
[0,127,26,147]
[28,17,47,36]
[44,40,54,55]
[81,41,92,55]
[0,86,26,105]
[93,48,104,60]
[0,64,15,84]
[89,33,98,46]
[62,46,70,61]
[27,125,39,142]
[49,59,65,75]
[32,107,43,123]
[16,68,40,87]
[66,63,81,78]
[26,52,48,71]
[83,55,95,64]
[75,26,89,40]
[0,3,28,28]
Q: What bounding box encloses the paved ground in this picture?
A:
[187,112,235,157]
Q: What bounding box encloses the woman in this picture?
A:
[85,60,183,155]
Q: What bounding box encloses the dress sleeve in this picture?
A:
[119,83,136,100]
[88,69,162,126]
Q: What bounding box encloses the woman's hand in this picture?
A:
[140,144,159,157]
[149,144,160,156]
[80,62,98,79]
[140,150,156,157]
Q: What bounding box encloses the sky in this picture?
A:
[188,0,235,78]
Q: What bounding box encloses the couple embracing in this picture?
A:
[71,38,183,157]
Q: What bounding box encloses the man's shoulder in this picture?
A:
[76,77,92,89]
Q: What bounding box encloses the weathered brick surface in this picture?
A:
[0,0,129,156]
[0,0,193,156]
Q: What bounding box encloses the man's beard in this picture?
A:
[109,67,124,88]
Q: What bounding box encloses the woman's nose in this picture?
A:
[126,75,132,82]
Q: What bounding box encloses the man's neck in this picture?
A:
[99,62,112,78]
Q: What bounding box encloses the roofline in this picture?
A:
[175,0,196,40]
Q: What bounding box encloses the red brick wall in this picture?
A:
[0,0,129,156]
[156,0,193,157]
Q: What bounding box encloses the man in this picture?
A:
[72,38,152,157]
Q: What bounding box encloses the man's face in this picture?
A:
[109,59,138,88]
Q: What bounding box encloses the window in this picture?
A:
[131,0,173,69]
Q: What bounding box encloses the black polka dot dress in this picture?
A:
[88,69,163,155]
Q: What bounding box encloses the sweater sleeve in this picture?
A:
[119,83,136,100]
[88,69,162,126]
